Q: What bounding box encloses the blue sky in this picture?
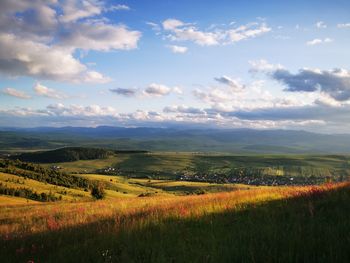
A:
[1,0,350,132]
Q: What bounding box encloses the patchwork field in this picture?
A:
[42,152,350,185]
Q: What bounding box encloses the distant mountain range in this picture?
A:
[1,126,350,154]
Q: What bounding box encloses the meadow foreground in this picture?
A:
[1,182,350,262]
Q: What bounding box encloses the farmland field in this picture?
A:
[40,152,350,185]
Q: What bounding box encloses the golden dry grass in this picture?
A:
[0,183,340,239]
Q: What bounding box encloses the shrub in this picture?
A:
[138,192,155,197]
[91,184,105,200]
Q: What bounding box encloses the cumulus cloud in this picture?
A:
[163,18,219,46]
[0,0,141,83]
[59,0,102,23]
[81,71,112,84]
[0,0,58,41]
[162,102,350,132]
[167,45,188,54]
[214,76,245,91]
[143,83,182,97]
[306,38,333,46]
[2,100,350,132]
[160,19,271,46]
[163,19,186,30]
[110,87,137,97]
[0,33,110,83]
[272,68,350,101]
[0,103,118,120]
[194,77,311,113]
[144,83,171,96]
[59,22,141,51]
[45,103,118,117]
[2,87,31,99]
[33,83,66,99]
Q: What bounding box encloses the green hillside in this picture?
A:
[43,152,350,185]
[0,159,90,189]
[11,147,113,163]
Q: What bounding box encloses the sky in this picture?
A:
[0,0,350,133]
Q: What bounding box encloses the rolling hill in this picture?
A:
[2,126,350,153]
[10,147,113,163]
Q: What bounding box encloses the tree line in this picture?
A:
[0,159,90,189]
[11,147,113,163]
[0,182,60,202]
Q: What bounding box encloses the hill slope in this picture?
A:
[11,147,113,163]
[0,183,349,262]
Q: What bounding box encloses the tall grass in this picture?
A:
[1,183,349,262]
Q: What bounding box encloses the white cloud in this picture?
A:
[80,70,112,84]
[33,83,66,99]
[161,19,271,46]
[144,83,171,96]
[249,59,284,73]
[172,86,183,95]
[2,100,350,132]
[0,0,58,41]
[162,19,186,30]
[167,45,188,54]
[110,84,183,98]
[214,76,245,91]
[166,25,219,46]
[2,87,31,99]
[45,103,118,117]
[108,4,130,11]
[0,0,140,83]
[324,38,333,43]
[306,38,333,46]
[59,0,103,23]
[143,83,182,97]
[337,23,350,28]
[315,21,327,29]
[225,23,271,43]
[306,39,322,46]
[163,105,205,115]
[59,22,141,51]
[193,76,310,113]
[314,93,342,107]
[0,33,111,83]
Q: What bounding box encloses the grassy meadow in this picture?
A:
[1,182,350,262]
